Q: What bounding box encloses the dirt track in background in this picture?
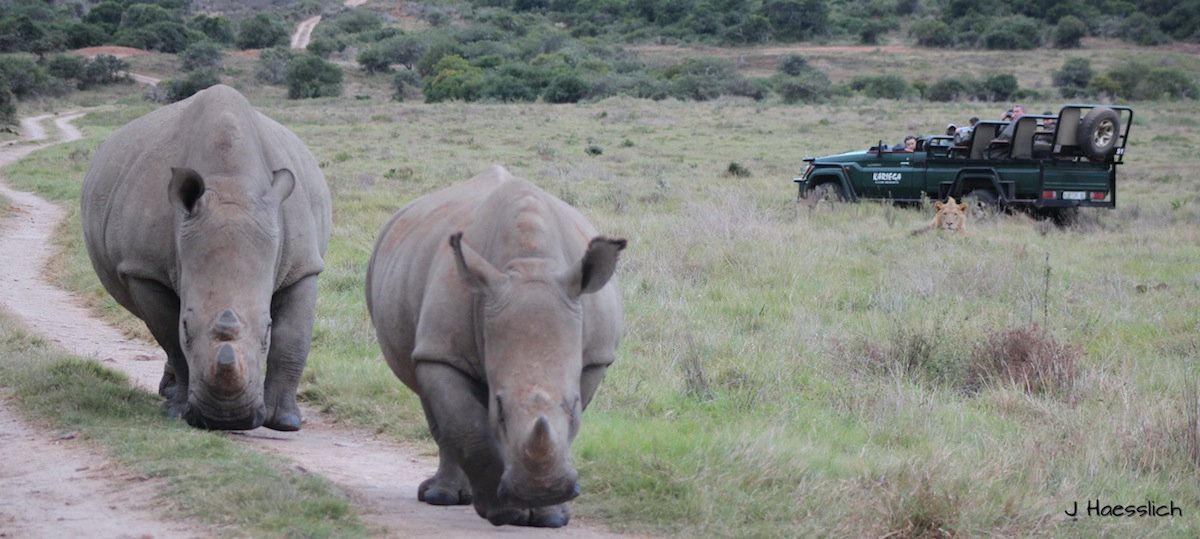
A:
[0,116,633,537]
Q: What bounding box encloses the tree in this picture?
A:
[0,76,16,127]
[1052,57,1094,95]
[285,55,343,99]
[1053,15,1087,48]
[256,47,294,84]
[910,18,955,47]
[84,2,125,36]
[236,13,287,50]
[423,55,484,102]
[189,14,236,45]
[543,71,589,103]
[180,41,224,72]
[163,68,221,103]
[979,15,1042,50]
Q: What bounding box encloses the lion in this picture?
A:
[911,196,969,236]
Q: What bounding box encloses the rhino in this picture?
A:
[81,85,331,431]
[365,166,625,527]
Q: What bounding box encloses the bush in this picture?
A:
[357,46,392,74]
[910,18,955,47]
[850,74,912,99]
[1121,13,1170,46]
[255,47,294,85]
[180,41,224,72]
[46,55,88,85]
[777,54,814,76]
[304,37,344,58]
[84,2,125,36]
[1052,57,1093,92]
[116,20,192,53]
[236,13,287,50]
[982,73,1019,101]
[189,14,236,45]
[64,22,109,49]
[423,55,483,102]
[479,73,538,103]
[285,55,343,99]
[0,77,16,127]
[162,68,221,103]
[924,77,976,102]
[543,71,589,103]
[82,55,129,88]
[773,72,830,104]
[392,69,423,101]
[1132,68,1200,100]
[1053,15,1087,48]
[979,15,1042,50]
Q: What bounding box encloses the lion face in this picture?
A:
[931,197,969,233]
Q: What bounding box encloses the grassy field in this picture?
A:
[3,42,1200,537]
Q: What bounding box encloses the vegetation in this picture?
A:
[2,2,1200,537]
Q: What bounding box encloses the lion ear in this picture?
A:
[934,201,945,210]
[958,203,968,212]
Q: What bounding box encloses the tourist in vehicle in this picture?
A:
[1041,111,1056,132]
[997,104,1026,141]
[891,135,918,152]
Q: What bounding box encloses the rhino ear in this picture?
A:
[266,168,296,205]
[561,237,626,296]
[169,167,205,216]
[449,232,507,293]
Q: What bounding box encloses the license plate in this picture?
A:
[1062,191,1087,200]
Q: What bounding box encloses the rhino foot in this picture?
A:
[482,504,571,528]
[264,412,302,432]
[419,477,472,505]
[161,393,188,420]
[158,367,177,399]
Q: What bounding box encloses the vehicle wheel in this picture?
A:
[1079,106,1120,161]
[810,182,843,203]
[965,189,999,213]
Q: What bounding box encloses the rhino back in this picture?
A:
[82,85,330,309]
[366,166,622,391]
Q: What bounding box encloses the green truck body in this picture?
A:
[794,105,1133,215]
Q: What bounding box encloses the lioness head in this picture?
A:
[931,197,968,233]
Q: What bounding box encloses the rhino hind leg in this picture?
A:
[263,276,320,432]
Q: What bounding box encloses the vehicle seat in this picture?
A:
[970,122,1005,159]
[1010,116,1040,159]
[1053,107,1081,154]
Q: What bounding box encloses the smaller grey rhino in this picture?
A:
[81,85,331,431]
[366,165,625,527]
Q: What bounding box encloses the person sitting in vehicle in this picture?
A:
[996,104,1026,141]
[891,135,918,152]
[1040,111,1056,132]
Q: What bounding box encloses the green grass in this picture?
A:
[4,42,1200,537]
[0,314,369,538]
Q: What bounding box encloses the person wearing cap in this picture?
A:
[946,124,957,136]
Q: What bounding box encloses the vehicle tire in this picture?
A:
[1078,106,1120,161]
[965,189,999,213]
[810,182,843,203]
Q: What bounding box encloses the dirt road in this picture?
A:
[291,16,322,50]
[0,115,633,537]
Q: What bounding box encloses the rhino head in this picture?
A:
[168,166,294,430]
[450,232,625,509]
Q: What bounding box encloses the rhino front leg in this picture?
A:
[418,397,473,506]
[125,277,189,417]
[263,274,319,432]
[414,362,519,525]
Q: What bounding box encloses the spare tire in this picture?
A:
[1079,106,1120,161]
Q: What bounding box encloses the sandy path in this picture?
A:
[0,116,634,537]
[291,16,322,50]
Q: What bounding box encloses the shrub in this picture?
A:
[116,20,192,53]
[391,69,422,101]
[773,72,830,104]
[777,54,814,76]
[982,73,1019,101]
[82,55,129,88]
[479,73,538,103]
[1133,68,1200,100]
[924,77,975,102]
[46,55,88,85]
[162,68,221,103]
[285,55,343,99]
[357,47,392,74]
[0,56,49,98]
[255,47,294,85]
[64,22,109,49]
[180,41,224,72]
[189,14,236,45]
[966,326,1078,396]
[332,9,384,34]
[84,2,125,36]
[236,13,287,50]
[1052,57,1093,93]
[1121,13,1170,46]
[119,4,174,31]
[423,55,483,102]
[910,18,955,47]
[543,71,589,103]
[979,15,1042,50]
[304,37,344,58]
[0,77,16,127]
[850,74,912,99]
[1053,15,1087,48]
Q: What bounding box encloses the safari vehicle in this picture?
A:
[794,105,1132,218]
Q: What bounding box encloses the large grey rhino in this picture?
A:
[81,84,331,431]
[366,165,625,527]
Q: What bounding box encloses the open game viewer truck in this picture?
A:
[794,105,1132,219]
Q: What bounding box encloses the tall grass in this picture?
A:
[5,50,1200,536]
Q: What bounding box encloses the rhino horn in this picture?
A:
[213,343,243,390]
[523,416,557,466]
[212,308,241,341]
